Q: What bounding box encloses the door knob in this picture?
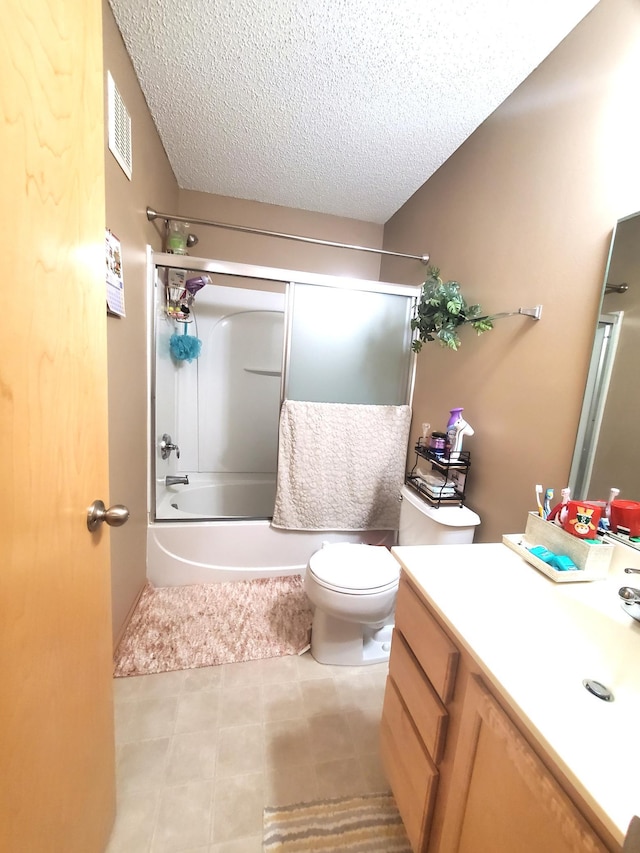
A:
[87,500,130,532]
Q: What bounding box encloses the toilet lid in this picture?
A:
[309,543,400,593]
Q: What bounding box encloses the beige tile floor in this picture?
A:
[106,652,391,853]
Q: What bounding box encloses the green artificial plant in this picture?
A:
[411,266,495,352]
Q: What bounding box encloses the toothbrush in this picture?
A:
[543,488,554,520]
[535,484,544,518]
[559,487,570,525]
[548,487,570,525]
[605,487,620,520]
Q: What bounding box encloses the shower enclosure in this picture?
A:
[148,252,420,584]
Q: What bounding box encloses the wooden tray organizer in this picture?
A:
[502,512,614,582]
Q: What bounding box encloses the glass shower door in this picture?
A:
[152,259,418,522]
[154,265,286,520]
[285,282,414,405]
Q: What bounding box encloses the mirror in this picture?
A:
[569,211,640,544]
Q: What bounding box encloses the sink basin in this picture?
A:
[488,568,640,707]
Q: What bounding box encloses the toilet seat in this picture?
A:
[308,543,400,595]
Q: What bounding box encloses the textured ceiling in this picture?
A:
[108,0,598,224]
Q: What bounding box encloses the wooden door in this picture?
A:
[0,0,115,851]
[438,676,609,853]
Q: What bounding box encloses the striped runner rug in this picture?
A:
[263,792,411,852]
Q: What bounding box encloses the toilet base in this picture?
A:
[310,609,394,666]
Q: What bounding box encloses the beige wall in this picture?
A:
[102,0,179,644]
[178,189,383,279]
[381,0,640,543]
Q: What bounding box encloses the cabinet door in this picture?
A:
[439,676,609,853]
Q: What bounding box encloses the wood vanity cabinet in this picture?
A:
[381,574,619,853]
[380,576,456,851]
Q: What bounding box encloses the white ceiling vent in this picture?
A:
[107,71,132,180]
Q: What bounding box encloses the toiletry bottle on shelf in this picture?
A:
[429,431,447,458]
[446,407,463,434]
[446,408,474,461]
[447,408,463,426]
[420,422,431,450]
[446,408,463,456]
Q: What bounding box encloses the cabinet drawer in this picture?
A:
[395,577,459,704]
[381,678,439,853]
[389,631,448,764]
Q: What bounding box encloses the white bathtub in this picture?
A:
[157,472,277,520]
[149,473,395,586]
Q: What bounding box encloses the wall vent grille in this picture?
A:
[107,72,132,180]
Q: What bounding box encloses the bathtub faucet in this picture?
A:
[160,433,180,460]
[166,475,189,486]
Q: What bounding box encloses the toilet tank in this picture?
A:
[399,484,480,546]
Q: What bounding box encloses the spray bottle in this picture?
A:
[446,408,474,461]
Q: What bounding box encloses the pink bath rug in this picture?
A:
[113,575,312,677]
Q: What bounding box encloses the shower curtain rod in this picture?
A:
[146,207,430,265]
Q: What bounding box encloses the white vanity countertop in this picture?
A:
[391,540,640,847]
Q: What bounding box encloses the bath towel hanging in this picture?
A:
[272,400,411,531]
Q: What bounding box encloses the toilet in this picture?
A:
[304,484,480,666]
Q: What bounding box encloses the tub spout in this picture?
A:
[166,475,189,486]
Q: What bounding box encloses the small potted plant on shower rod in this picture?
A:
[411,266,495,352]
